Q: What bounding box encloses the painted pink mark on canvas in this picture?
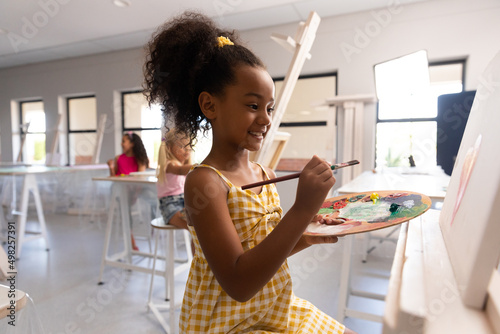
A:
[451,134,482,225]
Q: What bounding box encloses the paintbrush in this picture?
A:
[241,160,360,190]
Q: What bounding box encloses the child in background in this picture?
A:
[156,129,193,230]
[107,131,149,251]
[107,132,149,176]
[144,12,355,334]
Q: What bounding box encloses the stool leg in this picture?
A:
[337,235,354,323]
[168,229,175,333]
[148,230,160,304]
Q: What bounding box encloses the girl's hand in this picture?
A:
[303,234,339,245]
[303,214,343,245]
[311,213,345,225]
[293,155,336,219]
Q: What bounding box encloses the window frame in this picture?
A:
[375,58,466,167]
[274,71,338,128]
[66,94,97,164]
[121,90,162,133]
[121,90,163,168]
[19,99,45,163]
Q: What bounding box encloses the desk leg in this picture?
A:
[15,174,49,258]
[98,184,119,284]
[118,185,132,264]
[337,235,353,323]
[30,175,49,251]
[337,234,385,323]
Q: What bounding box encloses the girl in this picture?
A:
[107,131,149,251]
[107,132,149,176]
[144,12,355,334]
[156,129,193,230]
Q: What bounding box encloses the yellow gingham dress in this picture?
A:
[179,164,345,334]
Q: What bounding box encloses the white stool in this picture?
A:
[0,284,46,333]
[147,217,192,333]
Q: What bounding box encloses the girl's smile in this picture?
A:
[207,65,275,153]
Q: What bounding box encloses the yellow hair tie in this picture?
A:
[217,36,234,48]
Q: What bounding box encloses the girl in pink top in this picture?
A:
[107,132,149,176]
[107,132,150,251]
[156,129,193,230]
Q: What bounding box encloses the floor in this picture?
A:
[1,208,396,334]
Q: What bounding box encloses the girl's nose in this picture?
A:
[258,109,272,126]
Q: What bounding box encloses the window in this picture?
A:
[67,96,97,165]
[374,51,464,169]
[122,91,162,167]
[20,100,45,164]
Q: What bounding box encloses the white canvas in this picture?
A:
[439,51,500,309]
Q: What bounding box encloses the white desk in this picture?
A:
[0,164,108,258]
[334,167,450,323]
[93,175,168,284]
[383,210,497,333]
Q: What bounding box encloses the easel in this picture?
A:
[46,114,62,166]
[16,121,30,163]
[253,11,320,166]
[91,114,107,164]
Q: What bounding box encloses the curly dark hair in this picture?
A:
[143,11,265,147]
[127,132,149,168]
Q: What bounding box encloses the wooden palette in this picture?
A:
[304,190,432,237]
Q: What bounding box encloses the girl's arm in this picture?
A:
[166,161,193,175]
[262,166,340,257]
[185,156,335,302]
[137,162,147,172]
[107,156,118,176]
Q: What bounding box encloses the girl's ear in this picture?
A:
[198,91,217,120]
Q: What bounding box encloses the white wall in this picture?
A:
[0,48,145,164]
[242,0,500,176]
[1,0,499,178]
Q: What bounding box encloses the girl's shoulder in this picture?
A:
[186,164,231,190]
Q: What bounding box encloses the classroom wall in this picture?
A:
[0,48,145,164]
[1,0,499,181]
[242,0,500,174]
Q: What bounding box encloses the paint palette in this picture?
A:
[304,191,432,237]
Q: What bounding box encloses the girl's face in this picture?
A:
[121,135,134,154]
[170,137,191,162]
[209,65,275,152]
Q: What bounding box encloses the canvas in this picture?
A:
[439,51,500,309]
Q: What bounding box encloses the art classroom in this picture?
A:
[1,0,500,333]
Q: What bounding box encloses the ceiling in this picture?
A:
[0,0,426,70]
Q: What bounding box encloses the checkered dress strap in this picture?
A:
[191,163,234,187]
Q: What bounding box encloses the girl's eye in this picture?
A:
[248,104,258,110]
[267,107,275,114]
